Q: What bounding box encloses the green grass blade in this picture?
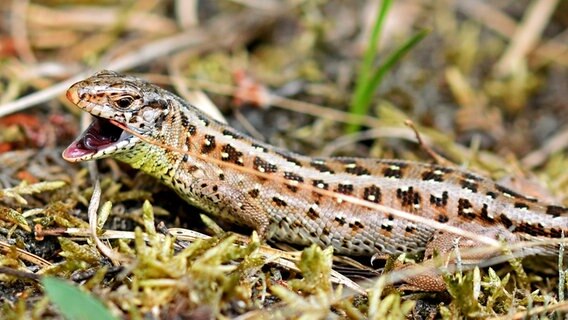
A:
[349,0,393,133]
[347,0,427,135]
[356,29,429,117]
[354,0,393,95]
[43,277,117,320]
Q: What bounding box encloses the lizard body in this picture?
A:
[63,71,568,289]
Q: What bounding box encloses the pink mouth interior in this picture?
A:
[63,117,124,160]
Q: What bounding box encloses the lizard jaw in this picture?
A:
[62,115,139,162]
[63,77,141,162]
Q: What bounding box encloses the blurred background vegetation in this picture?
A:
[0,0,567,318]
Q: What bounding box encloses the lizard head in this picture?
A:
[63,70,170,162]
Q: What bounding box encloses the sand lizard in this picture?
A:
[62,70,568,290]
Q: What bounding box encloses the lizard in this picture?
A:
[62,70,568,291]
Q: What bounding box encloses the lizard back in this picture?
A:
[63,70,568,256]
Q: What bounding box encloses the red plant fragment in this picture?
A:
[232,69,271,109]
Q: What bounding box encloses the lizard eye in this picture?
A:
[115,96,134,109]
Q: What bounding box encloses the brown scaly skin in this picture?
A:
[63,70,568,290]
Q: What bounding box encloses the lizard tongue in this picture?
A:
[62,117,123,161]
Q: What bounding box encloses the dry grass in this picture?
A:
[0,0,567,318]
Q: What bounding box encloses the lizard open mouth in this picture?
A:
[62,116,134,161]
